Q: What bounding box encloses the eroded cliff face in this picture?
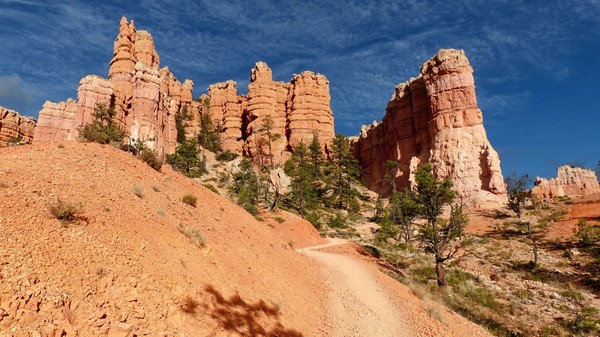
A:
[356,49,505,199]
[32,17,332,161]
[0,106,36,146]
[203,62,334,165]
[34,17,194,157]
[532,166,600,199]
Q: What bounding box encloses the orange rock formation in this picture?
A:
[33,17,195,157]
[532,165,600,199]
[205,62,334,165]
[32,17,334,163]
[0,106,36,145]
[356,49,505,198]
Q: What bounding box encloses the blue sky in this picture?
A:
[0,0,598,179]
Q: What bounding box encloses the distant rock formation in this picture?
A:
[33,17,195,157]
[204,62,334,165]
[32,17,334,163]
[355,49,505,199]
[532,166,600,199]
[0,106,36,146]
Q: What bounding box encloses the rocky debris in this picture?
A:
[532,165,600,199]
[356,49,505,199]
[33,17,194,157]
[0,106,36,146]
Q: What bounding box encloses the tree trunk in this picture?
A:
[532,237,538,266]
[436,259,446,287]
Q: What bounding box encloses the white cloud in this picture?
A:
[0,74,35,114]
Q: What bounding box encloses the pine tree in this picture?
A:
[197,113,221,153]
[285,142,319,212]
[413,163,466,286]
[324,133,362,211]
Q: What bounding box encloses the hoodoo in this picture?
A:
[356,49,506,199]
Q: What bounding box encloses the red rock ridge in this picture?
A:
[204,62,334,164]
[356,49,505,199]
[532,166,600,199]
[33,17,195,157]
[0,106,36,146]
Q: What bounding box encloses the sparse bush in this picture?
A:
[244,204,259,216]
[140,149,163,171]
[178,224,206,248]
[328,212,347,229]
[574,219,599,246]
[48,197,83,224]
[132,184,144,198]
[216,150,238,162]
[182,194,197,207]
[566,306,599,334]
[274,216,286,223]
[305,211,322,230]
[152,184,161,192]
[202,183,219,195]
[7,136,24,146]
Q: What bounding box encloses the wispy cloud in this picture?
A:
[0,74,35,114]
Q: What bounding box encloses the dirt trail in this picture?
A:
[297,238,414,337]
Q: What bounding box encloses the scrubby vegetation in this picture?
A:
[48,197,84,224]
[182,194,198,207]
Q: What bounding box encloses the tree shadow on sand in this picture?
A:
[203,285,303,337]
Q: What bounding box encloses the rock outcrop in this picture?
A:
[33,17,195,157]
[202,62,334,165]
[532,166,600,199]
[32,17,333,161]
[0,106,36,146]
[356,49,505,198]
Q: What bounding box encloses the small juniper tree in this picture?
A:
[384,160,400,192]
[175,106,189,144]
[414,163,467,286]
[284,141,319,213]
[386,189,420,244]
[80,102,126,145]
[197,112,221,153]
[166,139,206,177]
[506,172,539,267]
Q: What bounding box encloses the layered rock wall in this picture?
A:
[356,49,505,198]
[532,166,600,199]
[0,106,36,145]
[33,17,194,157]
[202,62,334,164]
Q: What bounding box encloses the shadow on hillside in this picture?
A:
[203,285,303,337]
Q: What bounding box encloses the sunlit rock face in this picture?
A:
[32,17,333,162]
[33,17,194,157]
[0,106,36,145]
[356,49,506,199]
[533,166,600,199]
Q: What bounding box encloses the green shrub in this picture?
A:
[328,212,347,229]
[7,136,24,146]
[244,204,259,216]
[48,198,83,223]
[182,194,197,207]
[305,211,322,230]
[274,216,286,223]
[140,150,162,171]
[202,183,219,195]
[80,103,126,145]
[216,150,239,162]
[574,219,599,246]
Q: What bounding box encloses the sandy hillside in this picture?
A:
[0,142,489,336]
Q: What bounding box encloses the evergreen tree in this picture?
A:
[324,133,362,211]
[166,139,205,177]
[198,113,221,153]
[308,133,324,177]
[256,115,281,169]
[386,189,420,243]
[228,158,260,213]
[175,106,189,144]
[413,163,466,286]
[80,103,126,145]
[285,142,319,212]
